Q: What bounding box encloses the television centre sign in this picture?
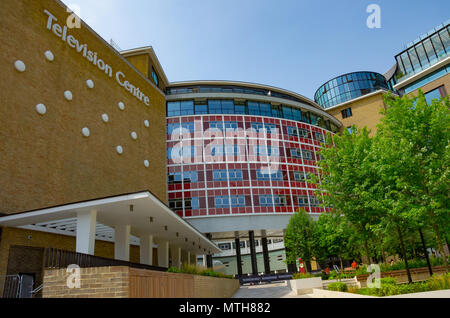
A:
[44,9,151,106]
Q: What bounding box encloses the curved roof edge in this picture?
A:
[167,80,325,112]
[314,70,388,99]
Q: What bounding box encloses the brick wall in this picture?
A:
[43,266,130,298]
[43,266,240,298]
[0,0,167,215]
[326,92,386,135]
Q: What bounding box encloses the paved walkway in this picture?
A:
[232,282,450,298]
[232,282,311,298]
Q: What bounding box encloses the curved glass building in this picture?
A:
[314,71,390,109]
[165,81,342,275]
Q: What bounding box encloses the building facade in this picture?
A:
[164,81,341,275]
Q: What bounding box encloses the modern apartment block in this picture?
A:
[0,0,448,295]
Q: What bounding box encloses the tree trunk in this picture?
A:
[431,222,449,272]
[397,225,412,284]
[419,228,433,276]
[363,238,372,265]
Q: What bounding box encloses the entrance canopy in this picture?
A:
[0,191,220,256]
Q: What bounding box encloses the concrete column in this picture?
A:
[249,231,258,276]
[262,236,271,274]
[140,234,154,266]
[172,246,182,269]
[187,251,191,265]
[114,224,131,261]
[157,239,169,268]
[76,210,97,255]
[235,238,243,277]
[201,255,206,267]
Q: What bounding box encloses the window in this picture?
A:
[167,123,181,135]
[293,171,306,182]
[167,101,181,117]
[273,195,287,206]
[228,169,243,181]
[297,196,309,207]
[209,121,224,131]
[302,149,313,160]
[195,103,208,114]
[425,86,447,105]
[213,170,228,181]
[287,126,298,136]
[230,196,245,207]
[218,243,232,251]
[180,101,194,116]
[341,107,353,119]
[167,146,195,160]
[224,121,238,130]
[215,196,230,208]
[211,144,239,156]
[314,131,324,142]
[309,196,321,207]
[181,122,195,133]
[151,67,159,86]
[169,199,184,211]
[259,195,273,207]
[168,172,182,184]
[256,170,271,181]
[271,170,284,181]
[254,146,279,157]
[183,171,198,183]
[298,128,310,138]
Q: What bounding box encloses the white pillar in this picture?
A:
[76,210,97,255]
[157,239,169,268]
[114,224,131,261]
[140,234,154,266]
[172,246,182,269]
[202,255,207,267]
[187,252,191,265]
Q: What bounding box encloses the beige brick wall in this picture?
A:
[0,0,167,215]
[42,266,240,298]
[43,266,130,298]
[326,92,386,135]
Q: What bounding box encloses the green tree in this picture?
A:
[284,209,318,273]
[312,127,380,264]
[315,212,353,272]
[376,91,449,271]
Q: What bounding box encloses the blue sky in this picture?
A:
[62,0,449,99]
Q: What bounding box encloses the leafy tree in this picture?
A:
[376,91,449,271]
[315,212,354,272]
[312,127,380,263]
[284,209,318,273]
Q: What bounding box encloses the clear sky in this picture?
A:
[61,0,449,99]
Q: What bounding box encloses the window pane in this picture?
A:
[208,100,222,114]
[439,29,450,53]
[167,101,181,117]
[222,100,235,114]
[431,34,445,58]
[423,39,438,64]
[180,101,194,115]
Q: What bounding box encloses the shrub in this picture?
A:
[292,273,313,280]
[328,282,348,292]
[167,264,233,279]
